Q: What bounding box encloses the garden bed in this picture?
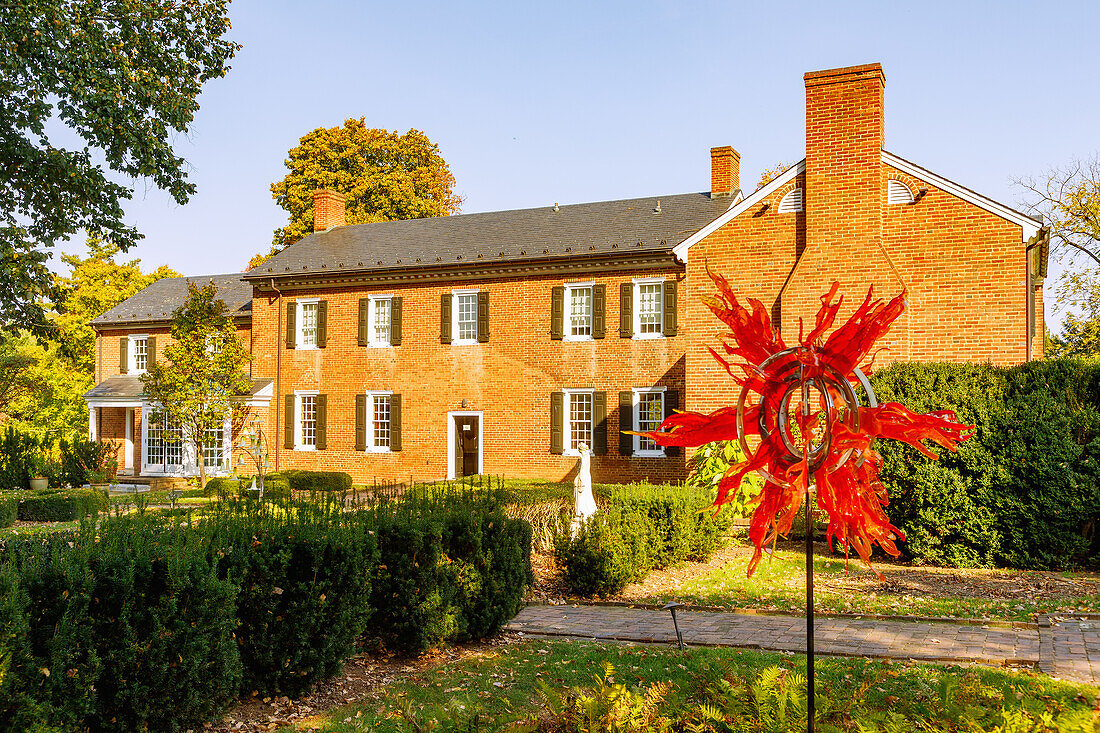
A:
[248,639,1099,733]
[529,541,1100,622]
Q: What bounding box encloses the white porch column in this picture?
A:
[88,405,97,441]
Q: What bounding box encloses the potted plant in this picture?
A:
[88,456,118,489]
[28,453,48,491]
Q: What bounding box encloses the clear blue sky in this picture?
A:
[104,0,1098,332]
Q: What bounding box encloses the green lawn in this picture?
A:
[631,544,1100,622]
[277,640,1099,732]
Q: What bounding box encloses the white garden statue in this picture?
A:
[570,442,597,534]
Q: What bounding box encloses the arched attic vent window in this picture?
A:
[777,187,803,213]
[887,179,915,205]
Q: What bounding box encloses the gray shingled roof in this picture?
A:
[91,273,252,327]
[84,376,272,400]
[244,192,734,280]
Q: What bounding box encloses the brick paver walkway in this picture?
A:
[506,605,1100,684]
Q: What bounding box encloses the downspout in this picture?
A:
[272,279,283,471]
[1024,225,1048,362]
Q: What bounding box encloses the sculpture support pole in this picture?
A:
[800,370,815,733]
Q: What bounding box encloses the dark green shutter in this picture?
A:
[550,286,565,340]
[619,283,633,338]
[664,390,680,456]
[355,394,367,450]
[663,281,677,336]
[286,302,296,349]
[316,300,328,347]
[440,294,452,344]
[119,337,128,374]
[358,299,369,346]
[593,391,607,455]
[315,394,327,450]
[618,391,633,456]
[550,391,563,455]
[390,297,403,346]
[146,336,156,367]
[390,394,402,451]
[593,284,606,339]
[284,395,295,449]
[477,291,489,343]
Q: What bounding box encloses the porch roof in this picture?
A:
[85,376,274,403]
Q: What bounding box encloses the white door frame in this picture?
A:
[123,409,134,474]
[446,411,483,480]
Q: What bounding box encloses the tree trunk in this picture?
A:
[196,435,207,491]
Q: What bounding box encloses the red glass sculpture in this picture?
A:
[640,271,972,578]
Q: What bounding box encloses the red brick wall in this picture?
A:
[682,66,1035,417]
[251,268,689,485]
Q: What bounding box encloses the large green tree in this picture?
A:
[1018,155,1100,355]
[0,330,91,437]
[0,0,238,328]
[51,239,179,372]
[141,282,251,488]
[261,119,462,263]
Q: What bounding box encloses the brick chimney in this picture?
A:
[804,63,885,255]
[710,146,740,198]
[313,189,346,232]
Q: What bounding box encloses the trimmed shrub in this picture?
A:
[554,484,735,597]
[553,509,649,597]
[203,476,239,498]
[0,516,241,732]
[0,495,16,528]
[872,359,1100,569]
[283,469,352,493]
[16,489,108,523]
[366,490,532,654]
[208,502,377,697]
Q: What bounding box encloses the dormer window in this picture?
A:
[888,179,915,205]
[778,187,803,213]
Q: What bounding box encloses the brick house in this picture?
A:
[86,63,1047,485]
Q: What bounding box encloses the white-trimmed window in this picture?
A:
[368,295,393,347]
[296,390,318,450]
[131,336,149,372]
[634,278,664,338]
[297,298,319,349]
[778,187,804,213]
[565,283,594,340]
[453,290,479,344]
[564,388,594,455]
[367,391,393,451]
[633,387,667,457]
[203,422,227,469]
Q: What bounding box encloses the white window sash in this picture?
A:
[296,299,320,350]
[564,282,595,341]
[632,278,665,339]
[563,388,595,456]
[452,289,479,345]
[632,387,667,457]
[295,390,319,450]
[368,295,393,347]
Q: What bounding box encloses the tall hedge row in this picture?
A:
[871,359,1100,570]
[0,490,532,731]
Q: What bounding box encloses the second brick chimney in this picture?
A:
[313,189,346,232]
[710,146,740,198]
[804,63,885,255]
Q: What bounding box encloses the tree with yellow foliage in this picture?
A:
[254,119,462,268]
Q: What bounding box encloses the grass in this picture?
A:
[633,543,1100,622]
[277,640,1099,732]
